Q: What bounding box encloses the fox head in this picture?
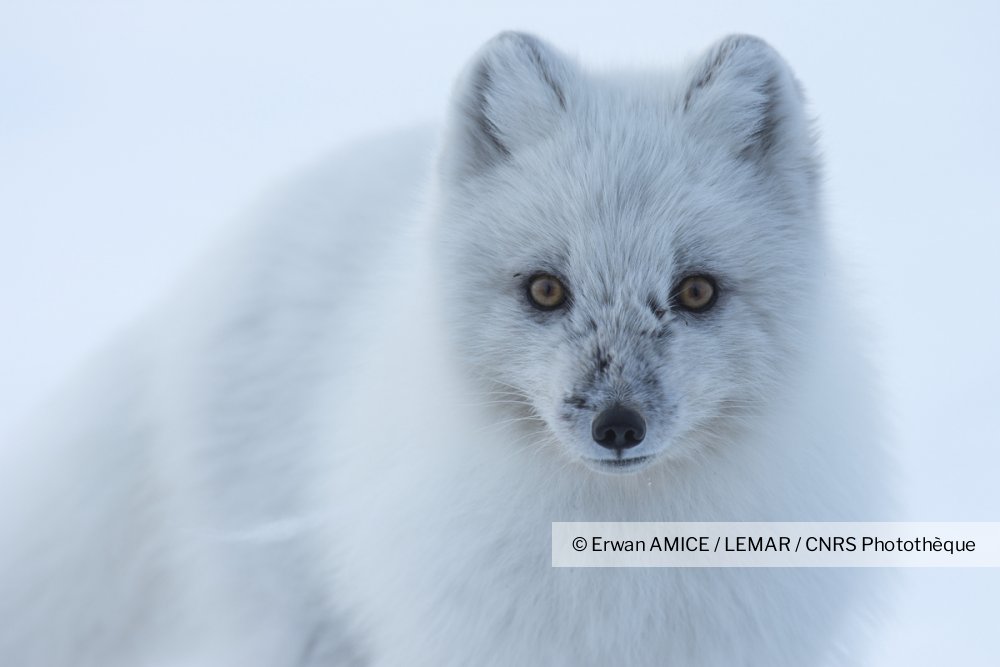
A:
[431,32,824,474]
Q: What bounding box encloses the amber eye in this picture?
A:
[527,273,567,310]
[675,275,717,313]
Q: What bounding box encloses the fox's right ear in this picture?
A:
[682,35,816,182]
[440,32,575,182]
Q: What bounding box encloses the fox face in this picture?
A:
[433,33,824,474]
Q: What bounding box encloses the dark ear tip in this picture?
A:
[714,34,778,57]
[478,31,555,67]
[709,34,788,73]
[717,33,771,48]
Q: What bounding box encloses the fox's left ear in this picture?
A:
[441,32,575,182]
[683,35,817,187]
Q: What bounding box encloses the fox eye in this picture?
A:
[527,273,568,311]
[674,275,717,313]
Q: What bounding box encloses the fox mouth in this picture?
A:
[582,455,653,474]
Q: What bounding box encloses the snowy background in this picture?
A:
[2,0,998,663]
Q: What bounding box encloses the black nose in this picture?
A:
[591,405,646,450]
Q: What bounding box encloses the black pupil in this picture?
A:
[532,277,562,307]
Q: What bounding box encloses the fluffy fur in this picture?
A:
[0,33,888,666]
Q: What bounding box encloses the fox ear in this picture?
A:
[683,35,816,181]
[441,32,573,180]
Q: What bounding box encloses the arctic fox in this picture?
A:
[0,33,887,665]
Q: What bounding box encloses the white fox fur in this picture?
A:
[0,33,888,666]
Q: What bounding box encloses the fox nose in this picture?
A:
[591,405,646,450]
